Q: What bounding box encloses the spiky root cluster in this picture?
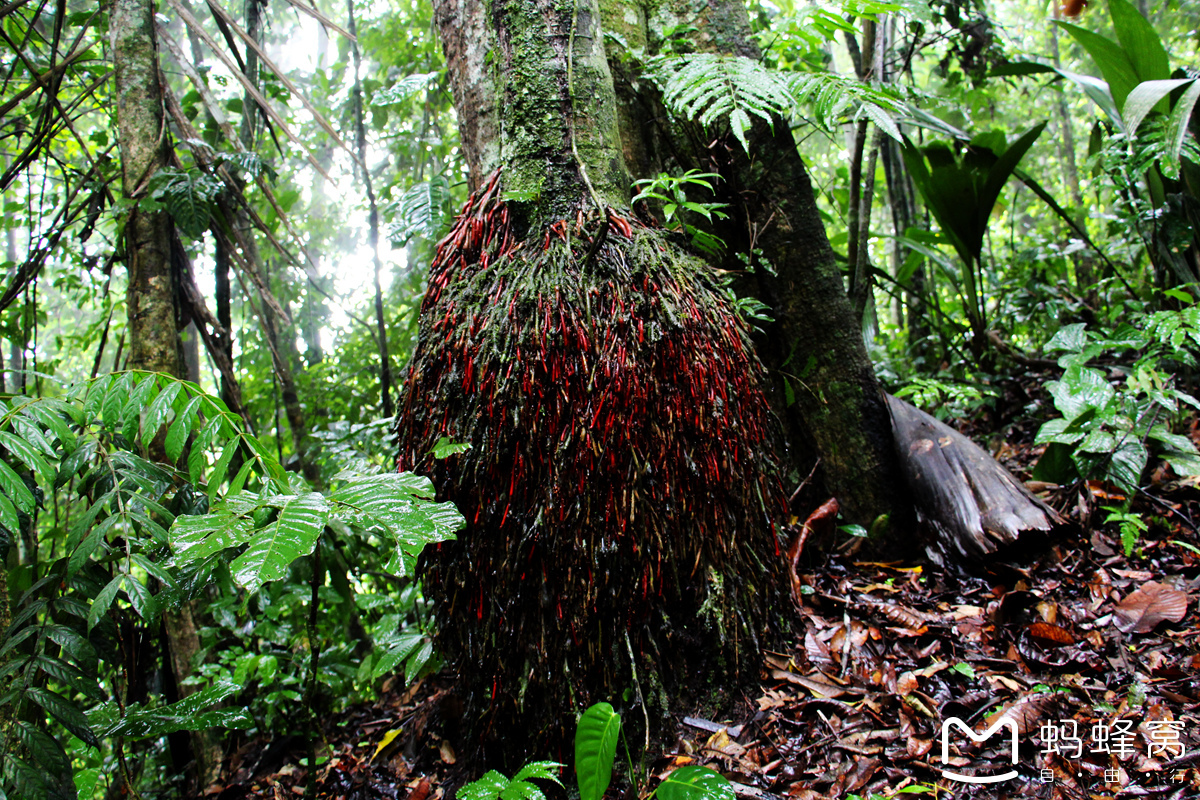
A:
[396,172,787,755]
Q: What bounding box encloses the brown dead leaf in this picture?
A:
[769,669,863,698]
[756,689,790,710]
[1028,622,1075,647]
[906,737,933,758]
[982,692,1058,739]
[896,671,919,694]
[437,739,456,764]
[407,779,432,800]
[1114,581,1189,633]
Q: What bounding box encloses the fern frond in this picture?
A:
[789,73,907,140]
[649,54,911,149]
[649,54,795,153]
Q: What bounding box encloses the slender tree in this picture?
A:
[111,0,221,786]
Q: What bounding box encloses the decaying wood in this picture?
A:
[886,393,1062,561]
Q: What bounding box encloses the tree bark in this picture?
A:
[596,0,906,530]
[111,0,220,787]
[407,0,787,762]
[113,0,183,377]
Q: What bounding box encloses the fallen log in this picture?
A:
[885,393,1062,562]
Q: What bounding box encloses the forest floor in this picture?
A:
[209,420,1200,800]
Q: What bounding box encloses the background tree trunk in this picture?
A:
[111,0,220,787]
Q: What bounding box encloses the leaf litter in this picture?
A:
[210,452,1199,800]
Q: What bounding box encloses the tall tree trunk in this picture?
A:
[601,0,906,530]
[111,0,220,788]
[113,0,183,377]
[1048,21,1094,299]
[404,0,786,762]
[347,0,394,418]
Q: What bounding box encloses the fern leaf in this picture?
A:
[511,762,565,785]
[147,168,224,239]
[789,73,907,137]
[858,102,901,141]
[730,108,752,154]
[650,54,794,154]
[460,771,512,800]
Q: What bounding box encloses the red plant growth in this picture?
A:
[395,170,788,751]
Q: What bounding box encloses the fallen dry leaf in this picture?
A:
[1113,581,1189,633]
[770,669,863,698]
[1028,621,1075,647]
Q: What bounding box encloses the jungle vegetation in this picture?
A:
[0,0,1198,795]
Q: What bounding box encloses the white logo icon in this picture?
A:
[939,717,1019,784]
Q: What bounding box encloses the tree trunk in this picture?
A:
[403,0,787,763]
[111,0,220,788]
[347,0,395,418]
[600,0,906,531]
[112,0,182,377]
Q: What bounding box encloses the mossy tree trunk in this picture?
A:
[594,0,906,532]
[111,0,221,788]
[113,0,183,377]
[406,0,787,764]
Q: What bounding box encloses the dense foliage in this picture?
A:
[0,0,1197,795]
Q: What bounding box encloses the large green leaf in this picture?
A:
[102,680,251,739]
[170,496,259,562]
[0,458,35,514]
[1163,81,1200,178]
[230,492,330,592]
[1106,0,1169,85]
[977,122,1046,250]
[1057,21,1139,111]
[13,720,71,777]
[388,176,452,245]
[0,430,53,484]
[26,687,98,747]
[1122,79,1193,135]
[331,473,463,577]
[576,703,621,800]
[1048,365,1114,420]
[653,767,734,800]
[141,381,182,447]
[1053,69,1123,128]
[900,124,1044,269]
[165,394,204,464]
